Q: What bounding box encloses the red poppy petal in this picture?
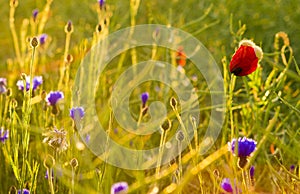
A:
[229,45,258,76]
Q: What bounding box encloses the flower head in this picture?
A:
[45,169,54,180]
[16,76,43,91]
[32,9,39,21]
[250,165,255,179]
[140,92,149,107]
[0,127,9,143]
[229,137,257,158]
[221,178,233,193]
[111,182,128,194]
[229,40,263,76]
[0,78,7,94]
[18,189,30,194]
[98,0,105,9]
[70,107,85,120]
[46,91,64,106]
[39,34,48,45]
[43,127,69,152]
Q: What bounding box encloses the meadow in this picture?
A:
[0,0,299,193]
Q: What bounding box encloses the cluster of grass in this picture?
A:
[0,0,299,193]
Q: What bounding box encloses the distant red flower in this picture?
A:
[176,46,187,67]
[229,40,263,76]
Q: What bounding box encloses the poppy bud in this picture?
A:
[229,40,263,76]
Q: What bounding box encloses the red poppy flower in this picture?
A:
[176,46,187,67]
[229,40,263,76]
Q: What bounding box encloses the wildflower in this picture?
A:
[98,0,105,9]
[110,182,128,194]
[250,165,255,186]
[17,189,30,194]
[43,127,69,152]
[250,166,255,179]
[0,78,7,94]
[46,91,64,106]
[140,92,149,107]
[176,130,185,142]
[30,37,39,48]
[45,169,54,180]
[39,34,48,45]
[65,20,73,33]
[176,46,187,67]
[70,107,85,120]
[85,134,90,143]
[229,137,257,168]
[0,127,9,143]
[221,178,233,193]
[290,165,295,173]
[229,39,263,76]
[16,76,43,91]
[32,9,38,21]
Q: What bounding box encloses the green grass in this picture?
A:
[0,0,299,193]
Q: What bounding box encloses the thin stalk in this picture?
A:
[241,169,249,194]
[155,130,167,178]
[47,168,55,194]
[9,1,23,68]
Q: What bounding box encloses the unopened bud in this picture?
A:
[170,97,177,110]
[160,118,171,131]
[65,20,73,33]
[70,158,78,169]
[30,37,39,48]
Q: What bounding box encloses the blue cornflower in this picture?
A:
[16,76,43,91]
[39,34,48,45]
[221,178,233,193]
[85,134,90,144]
[98,0,105,8]
[45,169,54,180]
[0,127,9,143]
[250,166,255,179]
[46,91,64,106]
[32,9,39,21]
[229,137,257,157]
[140,92,149,107]
[110,182,128,194]
[229,137,257,168]
[18,189,30,194]
[70,107,85,120]
[0,78,7,94]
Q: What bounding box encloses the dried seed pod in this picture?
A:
[160,118,171,131]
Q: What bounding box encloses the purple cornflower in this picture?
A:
[46,91,64,106]
[39,34,48,45]
[290,165,295,172]
[32,9,39,21]
[98,0,105,9]
[85,134,90,144]
[140,92,149,107]
[0,78,7,94]
[221,178,233,193]
[16,76,43,91]
[70,107,85,120]
[0,127,9,143]
[250,166,255,179]
[229,137,257,168]
[229,137,257,158]
[110,182,128,194]
[18,189,30,194]
[45,169,54,180]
